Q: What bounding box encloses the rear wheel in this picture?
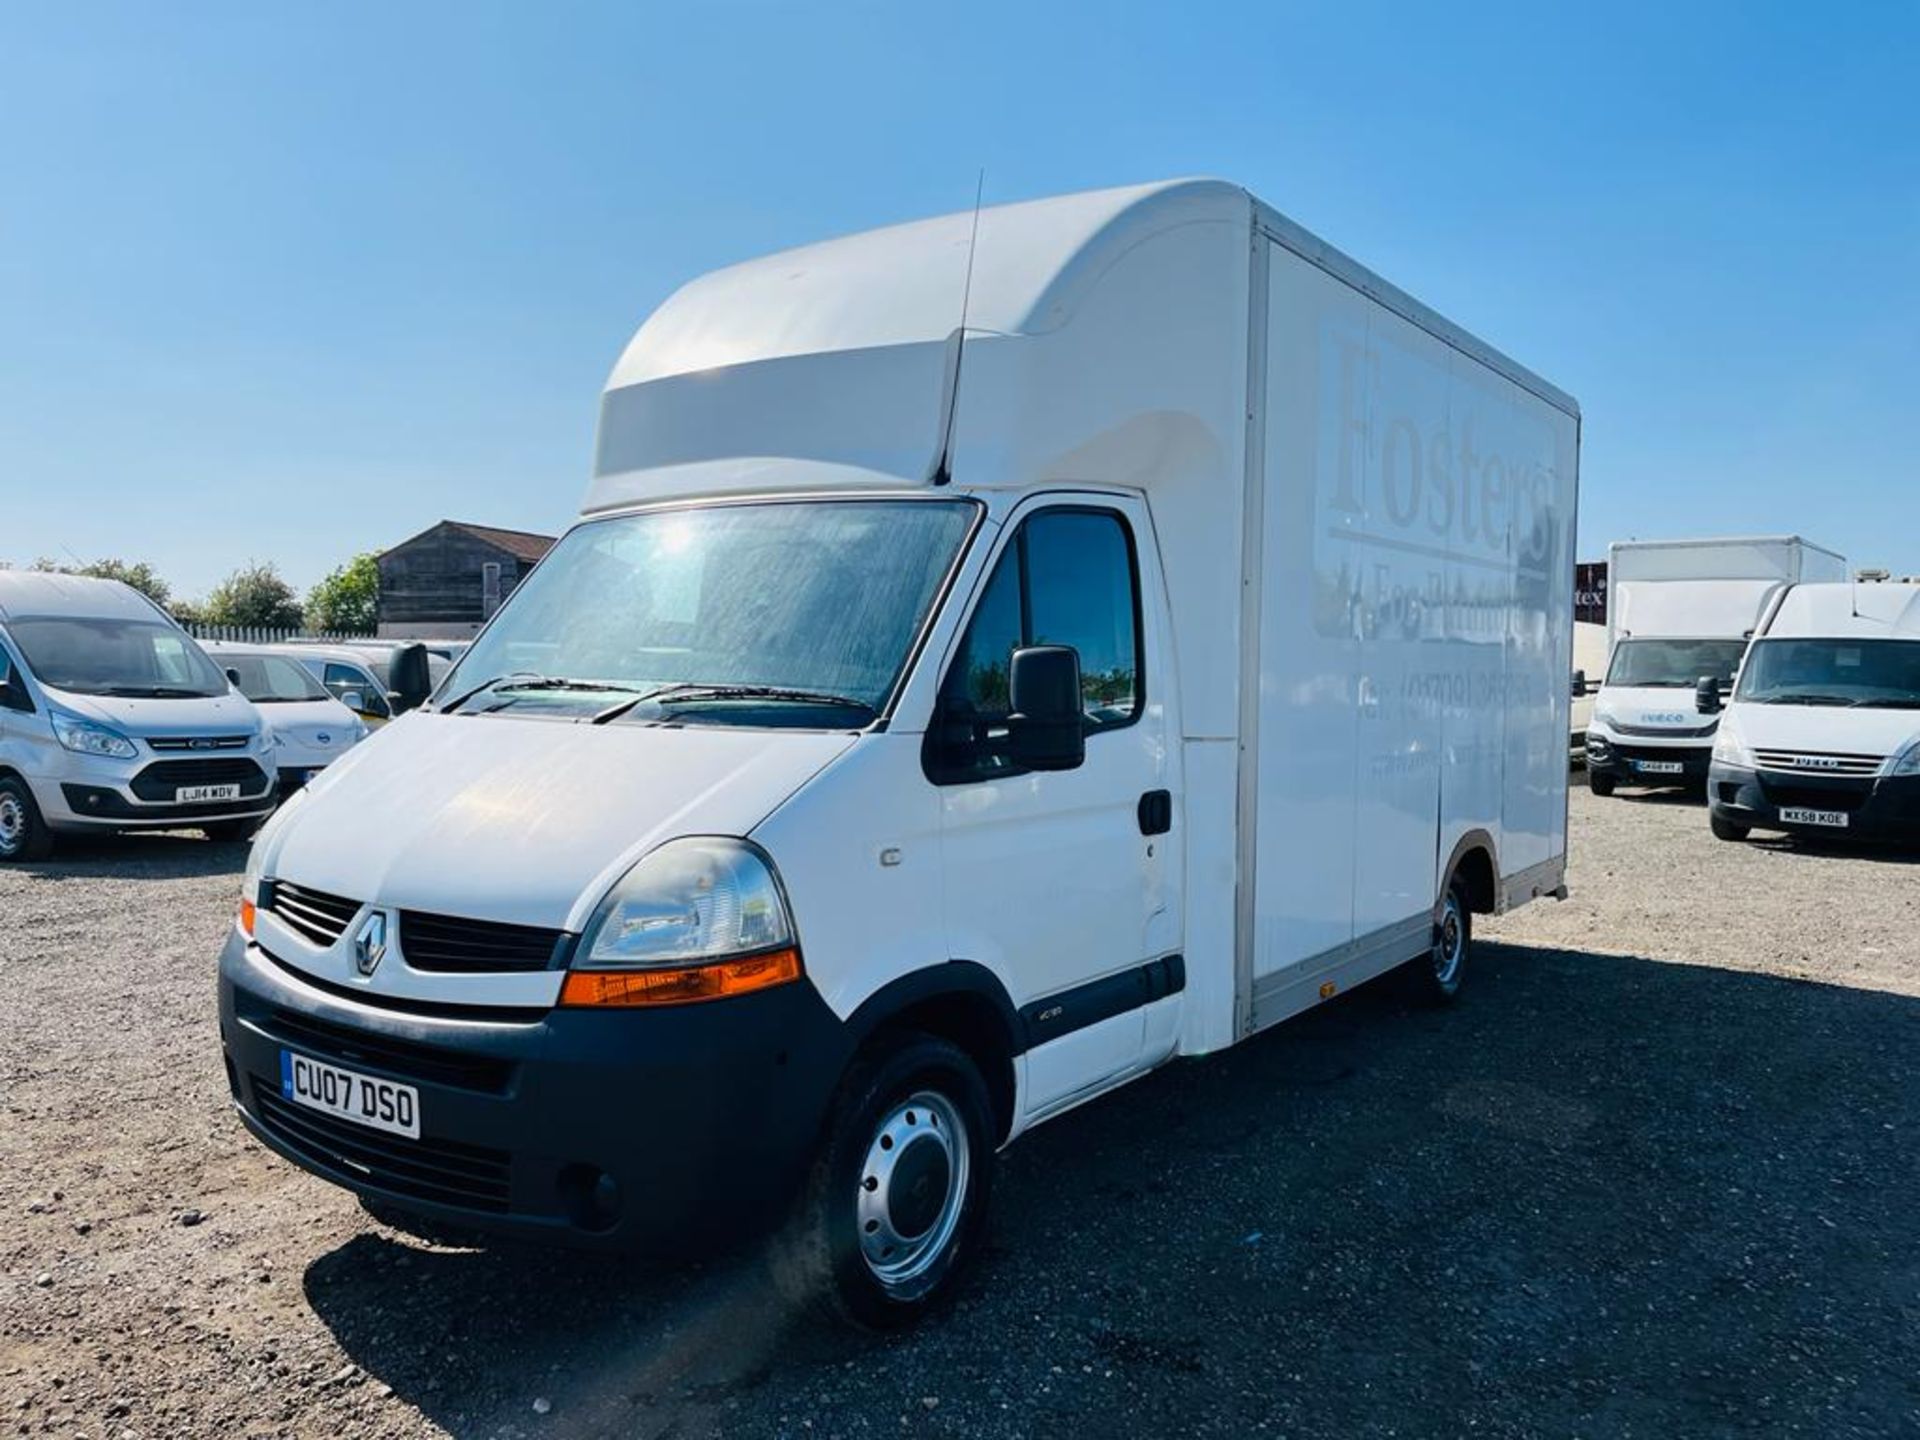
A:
[774,1032,994,1330]
[1403,876,1471,1006]
[1710,813,1750,842]
[1588,769,1616,797]
[0,776,53,862]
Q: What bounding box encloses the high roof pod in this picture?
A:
[587,178,1572,517]
[1765,581,1920,638]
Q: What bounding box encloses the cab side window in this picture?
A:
[0,641,33,713]
[323,662,390,718]
[930,508,1141,781]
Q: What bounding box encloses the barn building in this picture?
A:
[375,520,556,638]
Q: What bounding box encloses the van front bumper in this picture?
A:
[217,930,853,1252]
[1709,763,1920,842]
[1584,734,1713,786]
[34,751,278,830]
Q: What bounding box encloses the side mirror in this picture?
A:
[225,667,242,688]
[1007,645,1085,772]
[1571,669,1588,698]
[1694,676,1723,714]
[387,643,433,714]
[338,690,366,714]
[0,657,28,713]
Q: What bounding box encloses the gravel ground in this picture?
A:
[3,787,1917,1439]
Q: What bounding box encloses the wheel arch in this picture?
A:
[841,961,1023,1145]
[1440,830,1499,916]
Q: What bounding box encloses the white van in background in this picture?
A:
[0,572,278,861]
[217,180,1577,1326]
[200,642,371,793]
[1586,537,1847,796]
[275,643,441,728]
[1570,620,1608,762]
[1707,582,1920,843]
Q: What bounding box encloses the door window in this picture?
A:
[323,662,390,717]
[931,508,1141,781]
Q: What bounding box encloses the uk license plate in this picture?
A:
[280,1050,421,1139]
[1779,807,1849,829]
[177,783,241,803]
[1634,759,1684,775]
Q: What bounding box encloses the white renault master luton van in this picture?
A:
[218,180,1578,1325]
[1586,537,1847,796]
[0,572,278,860]
[1706,581,1920,843]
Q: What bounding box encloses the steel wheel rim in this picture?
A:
[0,794,23,854]
[1433,895,1464,985]
[855,1088,970,1297]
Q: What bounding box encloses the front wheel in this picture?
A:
[201,818,259,844]
[1710,813,1750,842]
[774,1033,994,1330]
[1588,769,1617,797]
[0,775,53,862]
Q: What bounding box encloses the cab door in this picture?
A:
[926,496,1179,1117]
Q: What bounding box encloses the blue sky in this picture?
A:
[3,2,1915,599]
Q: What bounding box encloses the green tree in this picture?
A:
[203,561,304,629]
[304,552,380,634]
[31,556,173,608]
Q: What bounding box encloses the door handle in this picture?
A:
[1137,789,1172,836]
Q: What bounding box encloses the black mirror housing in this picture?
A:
[1007,645,1085,772]
[1694,675,1723,714]
[1571,669,1587,698]
[387,643,433,714]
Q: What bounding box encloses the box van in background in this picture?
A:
[1707,582,1920,843]
[217,180,1577,1326]
[1586,537,1847,796]
[1570,620,1608,762]
[201,642,371,793]
[0,572,277,861]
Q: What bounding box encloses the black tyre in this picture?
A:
[1588,769,1616,797]
[1403,876,1471,1006]
[202,818,259,844]
[774,1032,994,1330]
[0,775,53,862]
[1710,813,1750,842]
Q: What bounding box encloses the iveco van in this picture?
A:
[0,572,278,860]
[1707,581,1920,843]
[1586,537,1846,796]
[218,180,1578,1326]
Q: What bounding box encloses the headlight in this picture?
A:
[563,838,801,1007]
[1889,738,1920,778]
[1713,729,1755,768]
[51,711,137,760]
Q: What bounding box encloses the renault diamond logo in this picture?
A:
[353,912,388,977]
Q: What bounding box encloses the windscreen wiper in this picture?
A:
[1758,693,1857,707]
[437,673,638,715]
[589,683,875,726]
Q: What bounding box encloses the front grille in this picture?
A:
[129,758,269,802]
[1609,720,1718,738]
[252,1079,512,1212]
[1757,777,1875,813]
[145,735,250,751]
[399,910,567,973]
[1753,749,1885,777]
[256,1005,515,1093]
[264,881,361,948]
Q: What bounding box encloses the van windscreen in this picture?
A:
[1606,638,1748,689]
[8,617,228,698]
[441,499,979,724]
[1735,639,1920,709]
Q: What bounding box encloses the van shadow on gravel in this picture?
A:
[15,828,249,881]
[303,940,1920,1438]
